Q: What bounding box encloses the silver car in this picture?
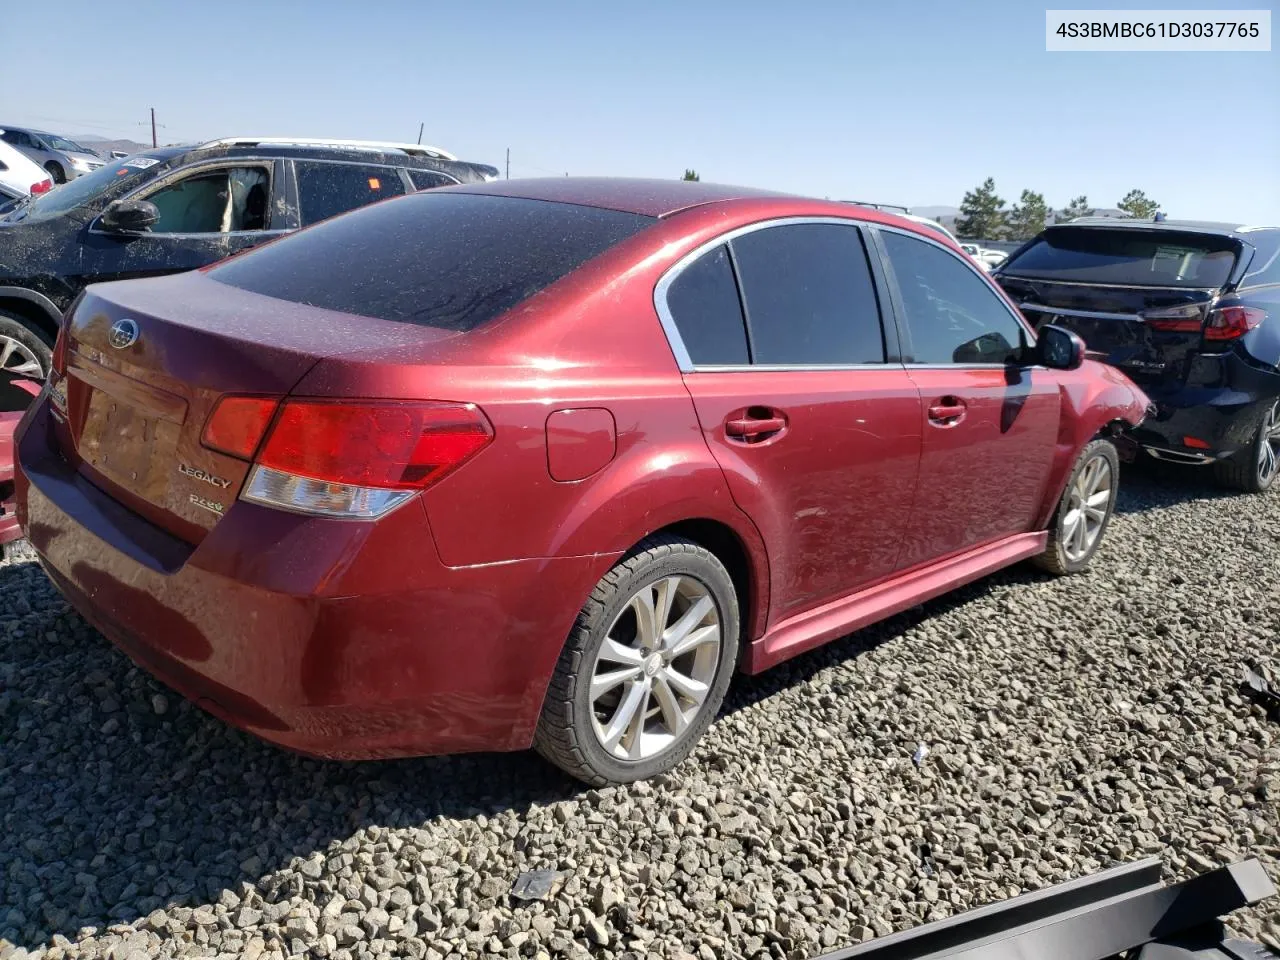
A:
[0,125,105,183]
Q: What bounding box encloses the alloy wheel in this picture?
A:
[1061,454,1113,563]
[589,574,722,761]
[0,335,44,379]
[1257,402,1280,486]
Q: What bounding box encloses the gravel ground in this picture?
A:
[2,462,1280,960]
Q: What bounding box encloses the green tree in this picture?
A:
[682,169,700,181]
[1007,189,1050,240]
[1117,189,1159,219]
[1060,195,1094,222]
[954,178,1007,239]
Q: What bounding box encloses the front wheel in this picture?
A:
[1213,400,1280,494]
[1033,438,1119,576]
[44,161,66,184]
[534,535,740,786]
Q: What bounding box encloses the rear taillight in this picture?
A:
[1204,306,1265,341]
[1143,304,1204,332]
[50,326,68,376]
[202,397,492,519]
[202,396,279,459]
[30,179,52,195]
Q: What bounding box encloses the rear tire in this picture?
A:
[0,310,52,381]
[534,535,739,786]
[1213,400,1280,494]
[1033,438,1119,576]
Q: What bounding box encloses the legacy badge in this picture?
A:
[178,463,232,489]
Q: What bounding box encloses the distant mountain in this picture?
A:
[74,136,153,159]
[909,205,960,220]
[910,204,1132,244]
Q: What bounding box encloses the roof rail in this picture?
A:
[842,200,912,214]
[200,137,457,161]
[1067,214,1135,223]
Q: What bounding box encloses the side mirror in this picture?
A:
[1037,323,1086,370]
[100,199,160,234]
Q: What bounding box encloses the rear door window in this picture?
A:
[294,161,406,225]
[209,192,656,330]
[1001,227,1240,288]
[882,230,1028,365]
[2,131,34,149]
[408,169,459,190]
[664,245,750,365]
[730,222,886,365]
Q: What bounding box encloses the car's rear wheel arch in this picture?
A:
[0,296,59,346]
[648,518,759,660]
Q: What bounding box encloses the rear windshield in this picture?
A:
[1001,227,1240,288]
[209,192,656,330]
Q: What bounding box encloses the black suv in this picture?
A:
[994,219,1280,492]
[0,138,498,377]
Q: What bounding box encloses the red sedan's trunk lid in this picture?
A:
[54,273,449,544]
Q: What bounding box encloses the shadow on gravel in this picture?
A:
[1115,458,1240,515]
[722,561,1046,720]
[0,557,581,947]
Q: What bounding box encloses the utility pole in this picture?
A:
[150,107,157,148]
[505,148,509,180]
[417,122,424,145]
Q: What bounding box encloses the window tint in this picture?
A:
[729,223,884,365]
[408,169,458,190]
[1241,232,1280,288]
[144,166,270,233]
[882,231,1027,365]
[210,192,655,331]
[295,161,406,225]
[1001,227,1240,288]
[665,245,749,365]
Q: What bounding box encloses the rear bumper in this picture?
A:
[16,400,610,760]
[1128,355,1280,461]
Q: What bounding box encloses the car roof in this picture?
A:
[443,176,798,218]
[1051,218,1278,239]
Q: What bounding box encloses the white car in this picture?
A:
[978,248,1008,269]
[959,242,993,272]
[0,133,52,205]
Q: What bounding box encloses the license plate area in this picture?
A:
[79,391,183,499]
[68,355,190,505]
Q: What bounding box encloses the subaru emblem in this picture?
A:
[109,318,139,350]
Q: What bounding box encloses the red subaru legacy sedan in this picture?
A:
[15,178,1150,785]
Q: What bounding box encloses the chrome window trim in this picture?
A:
[904,362,1049,371]
[873,222,1038,349]
[652,215,885,374]
[1019,302,1142,322]
[690,362,895,373]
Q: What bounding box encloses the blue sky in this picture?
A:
[3,0,1277,221]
